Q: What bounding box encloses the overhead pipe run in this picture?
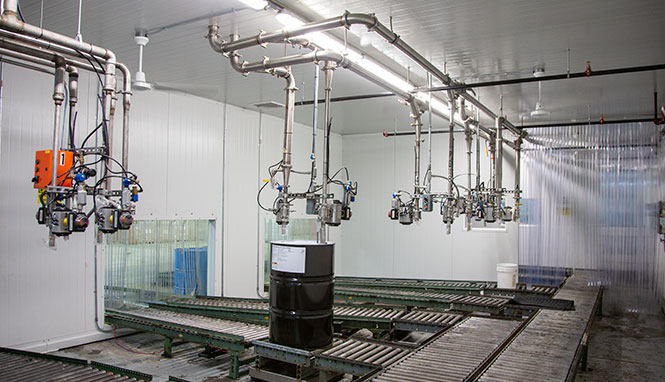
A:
[1,3,142,332]
[210,29,358,232]
[217,10,523,139]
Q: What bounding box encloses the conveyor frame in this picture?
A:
[105,309,262,379]
[0,347,153,381]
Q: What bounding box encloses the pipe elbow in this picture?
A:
[344,12,378,30]
[207,25,225,54]
[315,51,349,68]
[228,52,247,75]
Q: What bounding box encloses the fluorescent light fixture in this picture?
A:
[238,0,267,10]
[275,12,303,27]
[274,11,460,123]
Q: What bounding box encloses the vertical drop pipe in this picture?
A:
[476,109,481,191]
[48,57,66,245]
[320,61,334,242]
[446,91,456,234]
[309,62,320,194]
[50,58,66,188]
[409,99,423,218]
[426,73,433,193]
[513,137,522,221]
[66,66,79,149]
[494,116,504,221]
[280,66,297,233]
[460,99,473,231]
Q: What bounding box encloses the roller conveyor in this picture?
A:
[368,316,523,382]
[110,307,269,343]
[335,277,559,297]
[450,295,511,314]
[478,271,602,382]
[105,307,268,379]
[149,297,407,332]
[335,286,461,308]
[168,296,269,310]
[313,339,411,376]
[393,310,464,333]
[336,286,512,314]
[0,347,151,381]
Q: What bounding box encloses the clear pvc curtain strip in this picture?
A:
[520,122,665,314]
[105,219,210,309]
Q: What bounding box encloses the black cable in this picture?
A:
[80,122,104,148]
[69,109,78,150]
[325,117,332,181]
[329,166,350,183]
[75,49,105,88]
[257,181,273,212]
[16,0,26,22]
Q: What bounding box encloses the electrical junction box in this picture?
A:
[33,150,74,189]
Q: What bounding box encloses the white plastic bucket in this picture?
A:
[496,263,518,289]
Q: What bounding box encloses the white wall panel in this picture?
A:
[223,105,344,298]
[341,131,518,281]
[0,65,98,351]
[0,60,343,349]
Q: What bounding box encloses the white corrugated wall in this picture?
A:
[0,63,343,350]
[340,132,519,281]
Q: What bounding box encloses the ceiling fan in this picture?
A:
[131,34,219,97]
[526,66,551,119]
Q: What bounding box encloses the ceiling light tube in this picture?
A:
[238,0,268,10]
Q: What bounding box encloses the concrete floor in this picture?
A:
[54,311,665,382]
[576,312,665,382]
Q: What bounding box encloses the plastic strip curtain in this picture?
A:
[520,122,665,313]
[105,219,210,309]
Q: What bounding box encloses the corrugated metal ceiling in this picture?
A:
[13,0,665,135]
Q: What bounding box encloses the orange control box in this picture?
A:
[33,150,74,189]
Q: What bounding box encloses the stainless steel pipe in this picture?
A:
[217,10,522,139]
[446,91,456,234]
[321,61,333,241]
[495,116,504,217]
[51,57,66,188]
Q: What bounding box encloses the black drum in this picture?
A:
[269,240,334,349]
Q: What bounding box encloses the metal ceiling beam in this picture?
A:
[520,117,660,129]
[418,64,665,93]
[295,92,395,106]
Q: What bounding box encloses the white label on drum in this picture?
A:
[271,245,306,273]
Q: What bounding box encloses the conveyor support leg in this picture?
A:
[162,337,173,358]
[228,352,240,379]
[582,344,589,371]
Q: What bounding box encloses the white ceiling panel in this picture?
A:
[12,0,665,135]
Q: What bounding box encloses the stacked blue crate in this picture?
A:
[174,247,207,296]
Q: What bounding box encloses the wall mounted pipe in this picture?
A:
[0,29,133,168]
[216,11,521,138]
[1,5,116,91]
[0,55,53,74]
